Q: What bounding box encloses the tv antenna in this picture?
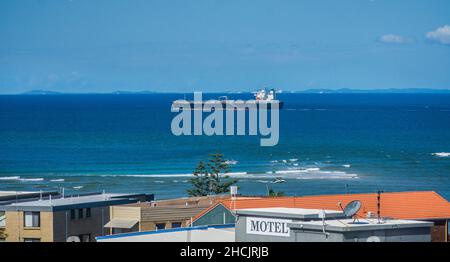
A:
[377,190,384,224]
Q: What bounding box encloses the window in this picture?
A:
[24,212,40,228]
[112,228,124,235]
[171,222,182,228]
[78,209,83,219]
[70,209,76,220]
[0,211,5,227]
[86,208,91,218]
[24,238,40,242]
[155,223,166,230]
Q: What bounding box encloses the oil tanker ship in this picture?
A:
[179,88,284,110]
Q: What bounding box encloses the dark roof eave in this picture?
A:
[0,198,141,212]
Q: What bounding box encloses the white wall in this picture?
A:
[97,227,235,242]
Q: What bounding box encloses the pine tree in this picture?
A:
[187,153,238,196]
[207,153,238,195]
[268,188,285,197]
[187,161,210,197]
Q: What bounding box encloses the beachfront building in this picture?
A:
[0,192,152,242]
[1,191,60,242]
[235,207,433,242]
[191,191,450,242]
[105,196,223,234]
[97,224,235,242]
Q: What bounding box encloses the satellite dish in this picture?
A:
[342,200,362,218]
[66,236,80,242]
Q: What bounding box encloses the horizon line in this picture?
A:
[1,87,450,95]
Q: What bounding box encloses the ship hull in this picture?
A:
[184,101,284,110]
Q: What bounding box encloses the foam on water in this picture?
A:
[0,176,20,180]
[19,178,44,182]
[264,168,357,180]
[432,152,450,157]
[99,174,193,178]
[50,179,65,182]
[78,167,358,181]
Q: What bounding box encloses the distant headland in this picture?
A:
[11,88,450,95]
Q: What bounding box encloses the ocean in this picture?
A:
[1,93,450,200]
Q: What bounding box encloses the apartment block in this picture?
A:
[0,192,152,242]
[106,196,222,234]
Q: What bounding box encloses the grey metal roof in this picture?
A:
[140,205,210,222]
[0,193,149,212]
[288,219,434,232]
[236,207,345,220]
[0,191,59,203]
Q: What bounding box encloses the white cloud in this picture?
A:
[426,25,450,45]
[378,34,411,44]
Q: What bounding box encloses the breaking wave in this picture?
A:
[262,168,357,180]
[0,176,45,182]
[99,174,193,178]
[50,178,64,182]
[0,176,21,180]
[19,178,44,182]
[432,152,450,158]
[50,179,65,182]
[0,165,358,184]
[87,167,358,180]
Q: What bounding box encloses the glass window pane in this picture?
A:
[155,223,165,230]
[172,222,182,228]
[24,212,33,227]
[32,212,40,227]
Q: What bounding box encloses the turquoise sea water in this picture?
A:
[1,93,450,200]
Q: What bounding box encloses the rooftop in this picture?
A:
[0,192,150,212]
[0,190,59,203]
[150,195,225,207]
[236,207,344,219]
[0,191,39,197]
[194,191,450,222]
[288,219,433,232]
[96,224,235,242]
[140,205,212,222]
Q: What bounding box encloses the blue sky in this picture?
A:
[1,0,450,94]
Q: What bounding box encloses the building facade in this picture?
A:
[0,191,60,242]
[0,192,152,242]
[235,207,433,242]
[106,196,220,234]
[97,224,235,242]
[191,191,450,242]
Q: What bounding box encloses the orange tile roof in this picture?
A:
[193,191,450,222]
